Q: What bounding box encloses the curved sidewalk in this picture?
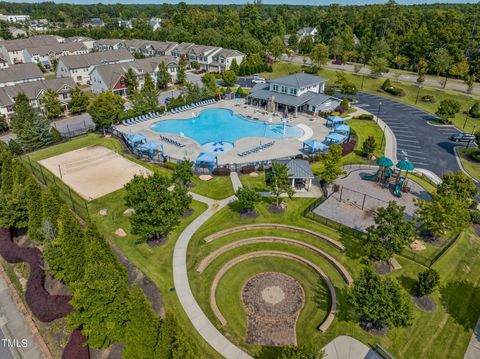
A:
[172,192,253,359]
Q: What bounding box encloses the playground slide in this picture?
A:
[361,170,379,181]
[394,177,405,198]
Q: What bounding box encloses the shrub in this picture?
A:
[0,115,8,132]
[385,86,405,96]
[470,150,480,162]
[241,165,255,174]
[469,102,480,118]
[331,111,341,116]
[357,114,374,121]
[381,79,392,90]
[334,106,345,114]
[163,162,177,170]
[8,139,23,155]
[421,95,436,103]
[415,269,440,297]
[324,87,336,96]
[471,209,480,224]
[213,167,230,176]
[51,127,63,142]
[361,136,377,157]
[340,98,350,110]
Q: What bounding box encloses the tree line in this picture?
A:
[0,143,199,358]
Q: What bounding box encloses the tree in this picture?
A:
[68,87,90,114]
[132,73,159,114]
[154,313,199,359]
[416,269,440,297]
[435,99,460,123]
[369,57,388,77]
[177,59,186,85]
[310,43,329,68]
[465,74,476,94]
[156,62,172,90]
[0,159,28,230]
[476,130,480,148]
[269,36,285,61]
[329,35,344,60]
[449,60,469,80]
[26,178,43,243]
[393,54,410,69]
[361,136,377,158]
[41,88,63,120]
[125,68,138,96]
[0,114,8,132]
[340,81,358,96]
[11,93,53,152]
[430,48,453,87]
[123,285,159,359]
[364,201,416,261]
[236,186,260,213]
[266,163,294,207]
[173,159,193,187]
[44,205,85,286]
[319,144,344,184]
[222,70,237,87]
[41,186,62,239]
[201,73,218,97]
[287,34,298,50]
[416,57,428,83]
[88,90,125,133]
[124,173,192,241]
[68,224,129,349]
[470,102,480,119]
[437,171,477,205]
[297,36,314,55]
[230,58,239,75]
[348,266,413,329]
[415,192,470,239]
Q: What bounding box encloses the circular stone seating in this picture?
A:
[197,236,353,285]
[203,224,346,252]
[210,250,337,333]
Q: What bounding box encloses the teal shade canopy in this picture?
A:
[377,156,393,168]
[396,159,414,171]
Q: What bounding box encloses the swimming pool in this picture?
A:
[150,108,304,145]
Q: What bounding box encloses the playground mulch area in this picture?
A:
[314,166,431,232]
[39,145,151,201]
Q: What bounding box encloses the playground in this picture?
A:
[314,161,431,231]
[39,145,151,200]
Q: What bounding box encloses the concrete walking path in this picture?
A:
[464,319,480,359]
[230,172,243,192]
[172,191,253,359]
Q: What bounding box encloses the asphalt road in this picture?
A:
[353,92,465,176]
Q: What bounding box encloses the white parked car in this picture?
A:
[252,75,266,84]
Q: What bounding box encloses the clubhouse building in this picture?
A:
[247,73,340,115]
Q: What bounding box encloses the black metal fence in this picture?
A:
[53,120,96,140]
[22,156,90,220]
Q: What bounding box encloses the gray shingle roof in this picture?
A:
[274,159,314,179]
[0,63,44,85]
[58,49,134,69]
[270,72,325,88]
[0,35,60,51]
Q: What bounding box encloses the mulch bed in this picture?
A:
[240,209,259,220]
[374,261,392,275]
[62,330,89,359]
[412,295,436,312]
[147,234,168,247]
[268,204,285,214]
[360,320,389,337]
[183,208,195,218]
[420,230,445,247]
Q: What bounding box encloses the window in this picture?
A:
[273,84,278,92]
[281,86,287,93]
[290,88,297,95]
[62,93,68,99]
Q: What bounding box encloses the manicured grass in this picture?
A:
[191,176,234,200]
[88,191,219,357]
[239,172,267,192]
[457,147,480,182]
[186,195,480,358]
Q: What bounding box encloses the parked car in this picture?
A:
[449,133,476,143]
[332,59,342,65]
[252,77,266,84]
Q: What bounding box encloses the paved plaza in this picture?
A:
[314,165,432,232]
[116,99,331,165]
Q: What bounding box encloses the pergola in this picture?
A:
[126,133,146,149]
[138,141,163,160]
[325,132,347,144]
[303,140,329,154]
[195,152,218,173]
[325,115,346,128]
[334,124,350,136]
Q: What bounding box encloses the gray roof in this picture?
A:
[0,77,76,107]
[58,49,134,69]
[0,35,60,51]
[25,42,87,56]
[0,63,44,85]
[274,159,314,179]
[270,72,325,88]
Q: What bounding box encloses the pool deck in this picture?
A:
[116,99,330,165]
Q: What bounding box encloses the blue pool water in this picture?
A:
[150,108,304,145]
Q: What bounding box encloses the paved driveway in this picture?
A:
[353,92,463,176]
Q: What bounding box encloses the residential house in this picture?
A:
[24,42,89,70]
[56,49,134,85]
[8,27,27,38]
[210,48,245,73]
[0,35,61,64]
[149,17,162,31]
[297,27,318,40]
[0,63,44,88]
[117,18,133,29]
[89,56,178,96]
[29,19,50,32]
[170,42,195,61]
[0,77,76,122]
[0,14,30,23]
[93,39,126,51]
[66,36,95,51]
[186,44,222,71]
[247,72,339,115]
[89,18,104,28]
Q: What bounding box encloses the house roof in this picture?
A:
[0,35,60,51]
[0,63,44,85]
[90,18,104,26]
[273,159,314,179]
[270,72,325,88]
[0,77,75,107]
[25,42,87,56]
[58,49,134,69]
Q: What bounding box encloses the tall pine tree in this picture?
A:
[26,178,44,243]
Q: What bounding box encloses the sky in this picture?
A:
[5,0,477,4]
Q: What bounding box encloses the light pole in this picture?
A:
[463,112,469,129]
[415,85,422,104]
[376,102,382,123]
[467,125,476,149]
[361,74,365,89]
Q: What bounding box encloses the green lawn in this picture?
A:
[457,147,480,182]
[263,62,480,133]
[191,176,234,199]
[239,172,267,192]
